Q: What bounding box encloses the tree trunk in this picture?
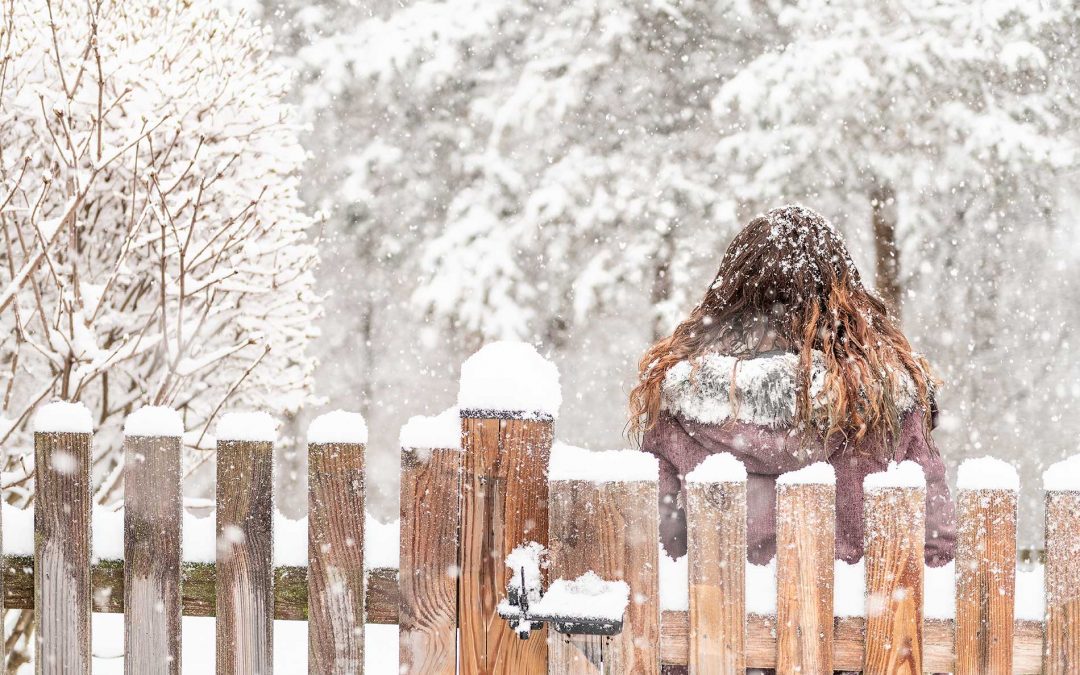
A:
[871,185,902,318]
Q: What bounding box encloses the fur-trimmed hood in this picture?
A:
[661,351,918,429]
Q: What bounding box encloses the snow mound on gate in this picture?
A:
[957,456,1019,491]
[399,407,460,449]
[863,460,925,490]
[458,342,561,418]
[1043,453,1080,492]
[216,411,278,443]
[34,400,93,434]
[548,442,657,482]
[686,452,747,483]
[308,409,368,445]
[124,406,184,437]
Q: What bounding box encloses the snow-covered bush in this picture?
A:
[0,1,321,500]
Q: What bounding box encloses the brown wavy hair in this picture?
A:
[628,205,935,447]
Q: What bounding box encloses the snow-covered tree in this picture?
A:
[712,0,1078,313]
[0,0,321,504]
[291,0,789,346]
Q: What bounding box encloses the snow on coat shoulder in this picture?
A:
[661,350,917,428]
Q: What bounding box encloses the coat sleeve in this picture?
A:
[642,417,688,559]
[900,410,956,567]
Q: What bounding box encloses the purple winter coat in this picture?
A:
[642,351,956,567]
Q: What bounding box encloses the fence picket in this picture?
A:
[123,429,183,674]
[308,417,367,675]
[1045,484,1080,674]
[863,473,925,675]
[399,444,461,675]
[548,468,660,674]
[955,482,1016,675]
[459,413,553,674]
[776,473,835,675]
[34,424,92,674]
[686,467,746,674]
[215,416,275,675]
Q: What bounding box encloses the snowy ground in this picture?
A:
[75,617,398,674]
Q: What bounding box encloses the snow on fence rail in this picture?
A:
[4,343,1080,673]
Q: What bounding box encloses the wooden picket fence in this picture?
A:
[3,404,1080,674]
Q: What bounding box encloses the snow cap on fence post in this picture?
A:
[399,406,460,450]
[777,461,836,486]
[1042,454,1080,492]
[863,459,925,490]
[458,341,561,418]
[957,456,1019,491]
[216,411,278,443]
[686,451,748,484]
[124,405,184,438]
[548,442,658,482]
[307,409,368,445]
[33,400,93,434]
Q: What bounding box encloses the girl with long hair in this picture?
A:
[631,204,955,567]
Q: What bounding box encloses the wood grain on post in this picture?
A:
[776,472,835,675]
[1045,483,1080,674]
[34,424,93,674]
[399,444,462,675]
[124,430,183,674]
[215,416,275,675]
[459,412,553,675]
[863,474,925,675]
[308,412,368,675]
[548,451,660,674]
[685,465,746,674]
[955,482,1017,675]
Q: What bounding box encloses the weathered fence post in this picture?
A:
[399,408,462,675]
[548,443,660,674]
[123,406,184,675]
[776,463,835,675]
[685,452,747,675]
[863,461,925,675]
[215,412,277,675]
[955,457,1018,675]
[307,410,368,674]
[1044,454,1080,675]
[33,400,93,674]
[457,342,559,674]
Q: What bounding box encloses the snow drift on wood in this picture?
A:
[124,406,184,438]
[399,407,460,449]
[1043,454,1080,492]
[777,461,835,486]
[458,341,561,417]
[33,401,93,434]
[863,460,925,490]
[686,452,747,483]
[548,442,658,482]
[957,456,1019,491]
[216,412,278,443]
[307,409,368,445]
[531,572,630,622]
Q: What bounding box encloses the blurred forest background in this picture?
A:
[248,0,1080,547]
